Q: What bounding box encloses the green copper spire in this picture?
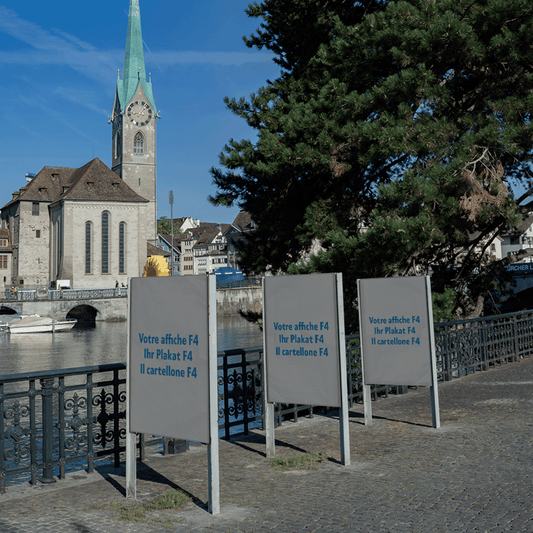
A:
[116,0,157,113]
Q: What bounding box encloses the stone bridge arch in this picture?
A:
[0,297,127,322]
[66,304,100,325]
[0,305,18,315]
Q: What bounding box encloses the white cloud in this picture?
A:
[0,7,273,80]
[150,50,274,67]
[18,94,102,144]
[52,87,109,116]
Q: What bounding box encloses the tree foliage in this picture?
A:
[210,0,533,326]
[157,217,172,235]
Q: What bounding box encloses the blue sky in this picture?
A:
[0,1,280,223]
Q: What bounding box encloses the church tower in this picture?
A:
[111,0,158,242]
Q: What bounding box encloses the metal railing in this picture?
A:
[1,283,261,301]
[2,288,128,302]
[435,310,533,380]
[215,278,262,289]
[2,308,533,492]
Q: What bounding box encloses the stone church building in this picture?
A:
[0,0,157,290]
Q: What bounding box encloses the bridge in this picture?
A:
[0,284,262,322]
[0,288,128,322]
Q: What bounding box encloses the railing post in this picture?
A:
[167,439,189,454]
[40,377,56,484]
[241,352,250,434]
[443,328,452,381]
[480,321,487,371]
[0,382,5,494]
[513,315,518,362]
[223,356,230,439]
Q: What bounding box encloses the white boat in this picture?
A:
[7,316,77,334]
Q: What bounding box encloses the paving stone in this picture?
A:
[1,357,533,531]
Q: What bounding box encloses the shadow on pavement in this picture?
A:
[96,462,203,509]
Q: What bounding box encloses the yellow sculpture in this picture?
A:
[143,255,170,277]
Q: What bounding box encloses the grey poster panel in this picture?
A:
[129,276,210,444]
[265,273,341,407]
[359,276,432,386]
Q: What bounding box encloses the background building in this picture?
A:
[0,0,157,289]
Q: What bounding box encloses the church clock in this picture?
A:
[127,101,152,126]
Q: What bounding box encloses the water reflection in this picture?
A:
[217,314,263,351]
[0,315,263,376]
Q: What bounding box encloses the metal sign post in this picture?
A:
[263,273,350,465]
[358,276,440,429]
[126,275,220,514]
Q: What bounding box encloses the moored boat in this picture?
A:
[7,316,77,334]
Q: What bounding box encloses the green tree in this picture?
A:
[157,217,172,235]
[210,0,533,325]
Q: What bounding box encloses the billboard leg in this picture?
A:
[336,272,350,466]
[125,432,136,499]
[125,281,136,499]
[207,440,220,515]
[207,276,220,515]
[265,402,275,458]
[430,384,441,429]
[339,397,350,466]
[363,384,372,426]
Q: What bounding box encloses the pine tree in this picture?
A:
[210,0,533,324]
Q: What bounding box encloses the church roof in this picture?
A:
[54,158,149,204]
[1,158,148,210]
[115,0,157,113]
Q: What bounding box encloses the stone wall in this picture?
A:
[1,287,262,321]
[216,287,262,316]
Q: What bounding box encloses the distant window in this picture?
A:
[102,212,109,274]
[85,222,92,274]
[32,203,39,216]
[0,255,7,269]
[0,239,7,247]
[134,131,144,155]
[119,222,126,274]
[36,230,40,238]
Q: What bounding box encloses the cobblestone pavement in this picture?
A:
[1,357,533,532]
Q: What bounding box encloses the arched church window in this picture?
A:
[119,222,126,274]
[85,222,92,274]
[102,212,110,274]
[134,131,144,155]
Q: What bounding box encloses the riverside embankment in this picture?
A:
[1,354,532,532]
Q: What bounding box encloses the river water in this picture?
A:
[0,314,263,376]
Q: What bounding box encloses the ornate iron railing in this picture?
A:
[435,310,533,380]
[0,364,181,494]
[2,309,533,492]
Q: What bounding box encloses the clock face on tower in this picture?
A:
[127,101,153,126]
